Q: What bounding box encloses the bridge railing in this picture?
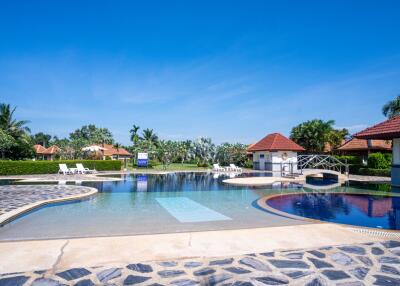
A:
[298,154,349,175]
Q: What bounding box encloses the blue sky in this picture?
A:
[1,0,399,145]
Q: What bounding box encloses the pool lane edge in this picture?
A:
[257,191,400,234]
[0,186,98,227]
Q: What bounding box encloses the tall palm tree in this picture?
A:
[113,143,122,160]
[0,103,30,138]
[382,95,400,118]
[142,128,158,144]
[129,125,141,144]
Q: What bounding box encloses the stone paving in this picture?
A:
[348,175,391,183]
[0,185,97,219]
[1,240,400,285]
[0,172,123,183]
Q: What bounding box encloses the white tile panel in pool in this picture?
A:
[155,197,231,223]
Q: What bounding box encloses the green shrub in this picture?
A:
[358,168,391,177]
[334,155,362,165]
[197,162,209,168]
[367,153,391,169]
[0,160,121,175]
[243,159,253,169]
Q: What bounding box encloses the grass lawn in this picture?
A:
[128,163,210,171]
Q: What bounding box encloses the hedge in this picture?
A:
[357,168,391,177]
[0,160,122,175]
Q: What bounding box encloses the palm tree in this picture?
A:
[142,128,158,144]
[382,95,400,118]
[129,125,141,145]
[0,103,30,138]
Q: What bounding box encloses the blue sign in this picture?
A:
[137,153,148,167]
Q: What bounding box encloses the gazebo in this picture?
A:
[354,115,400,186]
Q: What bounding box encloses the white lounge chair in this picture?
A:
[76,163,96,174]
[58,164,74,175]
[213,163,225,172]
[229,164,242,172]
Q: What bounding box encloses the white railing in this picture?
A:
[298,155,349,175]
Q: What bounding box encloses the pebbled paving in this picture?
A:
[1,240,400,285]
[0,185,96,218]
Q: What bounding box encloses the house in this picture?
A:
[85,144,132,160]
[337,138,392,164]
[247,133,305,173]
[33,144,61,161]
[354,115,400,186]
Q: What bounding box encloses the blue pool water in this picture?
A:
[0,172,398,240]
[267,193,400,230]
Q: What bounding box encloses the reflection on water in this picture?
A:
[267,193,400,230]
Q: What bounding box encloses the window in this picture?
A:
[260,154,264,159]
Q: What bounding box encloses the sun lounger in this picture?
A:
[213,163,225,172]
[76,163,96,174]
[229,164,242,172]
[58,164,74,175]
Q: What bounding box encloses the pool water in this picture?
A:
[0,173,303,241]
[267,193,400,230]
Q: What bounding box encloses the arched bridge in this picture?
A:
[296,155,350,182]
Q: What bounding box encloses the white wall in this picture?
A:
[253,151,298,173]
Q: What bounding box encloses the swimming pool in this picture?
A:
[266,192,400,230]
[0,172,397,240]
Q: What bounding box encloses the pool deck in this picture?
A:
[1,225,399,285]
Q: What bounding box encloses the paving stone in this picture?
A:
[283,252,303,260]
[56,268,91,281]
[170,279,199,286]
[373,274,400,286]
[123,275,151,285]
[259,252,275,257]
[371,247,384,255]
[239,257,271,272]
[193,267,216,276]
[148,284,164,286]
[378,256,400,264]
[349,267,369,280]
[230,282,253,286]
[31,278,67,286]
[282,270,313,279]
[209,258,234,266]
[336,282,364,286]
[74,279,94,286]
[158,261,178,267]
[224,267,251,274]
[321,270,351,281]
[338,246,366,255]
[157,270,186,278]
[357,256,373,267]
[127,263,153,273]
[331,252,356,266]
[253,275,289,285]
[307,258,333,269]
[267,259,310,269]
[96,267,121,282]
[184,262,203,268]
[34,270,47,275]
[305,277,327,286]
[206,273,232,285]
[0,275,29,286]
[381,240,400,249]
[381,264,400,276]
[307,250,326,259]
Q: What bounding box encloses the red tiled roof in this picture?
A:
[33,144,47,154]
[354,116,400,139]
[337,138,391,151]
[44,145,61,154]
[247,133,305,152]
[93,144,132,156]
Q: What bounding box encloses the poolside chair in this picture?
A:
[58,164,74,175]
[76,163,96,174]
[229,164,242,172]
[213,163,225,172]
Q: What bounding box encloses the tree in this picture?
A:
[129,125,141,145]
[290,119,344,153]
[69,124,114,145]
[32,132,52,147]
[192,137,215,166]
[0,129,15,159]
[382,95,400,118]
[142,128,158,145]
[215,143,248,166]
[156,140,175,170]
[113,143,122,160]
[327,128,349,152]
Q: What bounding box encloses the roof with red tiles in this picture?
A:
[247,133,305,152]
[337,138,391,151]
[93,144,132,156]
[33,144,47,154]
[354,115,400,139]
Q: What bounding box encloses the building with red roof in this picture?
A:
[86,144,133,160]
[337,138,391,164]
[33,144,61,161]
[248,133,305,173]
[354,115,400,186]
